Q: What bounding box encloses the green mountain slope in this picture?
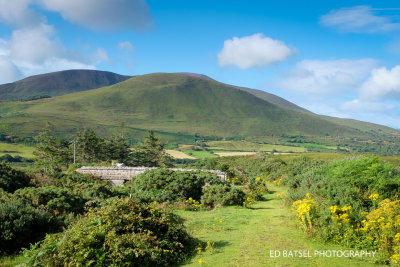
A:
[0,72,399,155]
[235,86,311,114]
[0,69,131,101]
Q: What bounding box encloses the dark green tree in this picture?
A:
[75,129,105,163]
[106,136,131,164]
[34,123,70,175]
[133,131,172,167]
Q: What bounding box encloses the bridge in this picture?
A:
[76,166,227,186]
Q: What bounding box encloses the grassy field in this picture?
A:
[289,142,337,150]
[180,149,217,159]
[0,142,35,158]
[214,152,257,157]
[166,149,196,159]
[206,141,306,153]
[178,184,380,267]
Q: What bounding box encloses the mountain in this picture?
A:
[0,69,132,101]
[0,72,399,154]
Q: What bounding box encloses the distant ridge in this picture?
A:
[0,69,132,101]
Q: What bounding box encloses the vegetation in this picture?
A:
[201,184,245,209]
[2,72,400,155]
[0,69,130,101]
[0,198,61,254]
[0,163,31,193]
[26,198,197,267]
[129,169,225,203]
[276,156,400,264]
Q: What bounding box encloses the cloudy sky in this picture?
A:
[0,0,400,129]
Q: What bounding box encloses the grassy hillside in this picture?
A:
[0,69,131,101]
[0,72,399,154]
[0,74,369,136]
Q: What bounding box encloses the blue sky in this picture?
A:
[0,1,400,128]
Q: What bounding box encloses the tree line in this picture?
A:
[34,125,172,175]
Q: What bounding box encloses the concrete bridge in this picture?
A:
[76,166,227,186]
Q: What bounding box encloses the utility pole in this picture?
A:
[71,140,77,164]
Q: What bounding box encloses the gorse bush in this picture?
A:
[13,186,86,216]
[285,156,400,263]
[201,184,245,209]
[131,169,224,203]
[26,198,198,267]
[0,198,61,254]
[0,163,31,193]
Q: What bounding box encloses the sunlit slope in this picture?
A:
[0,73,370,140]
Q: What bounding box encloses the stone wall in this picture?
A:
[76,166,227,186]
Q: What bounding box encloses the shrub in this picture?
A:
[26,198,197,267]
[243,176,269,201]
[286,156,400,263]
[131,169,224,203]
[201,184,245,209]
[13,186,87,216]
[0,199,60,254]
[0,163,31,193]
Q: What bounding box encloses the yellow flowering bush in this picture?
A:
[292,193,318,235]
[359,199,400,261]
[243,195,254,208]
[369,193,380,202]
[184,197,201,211]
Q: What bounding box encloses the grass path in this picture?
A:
[179,184,379,267]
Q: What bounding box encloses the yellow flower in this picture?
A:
[391,254,400,264]
[198,259,205,264]
[369,193,379,201]
[256,177,261,181]
[395,233,400,241]
[329,205,339,214]
[341,205,352,212]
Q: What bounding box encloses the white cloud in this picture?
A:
[273,59,400,128]
[39,0,153,31]
[0,0,119,83]
[0,23,110,81]
[320,6,400,33]
[9,24,63,64]
[0,0,43,27]
[118,41,135,51]
[0,57,22,83]
[359,65,400,100]
[218,33,294,69]
[276,59,378,94]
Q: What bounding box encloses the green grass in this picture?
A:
[178,185,380,266]
[2,73,397,154]
[206,140,306,153]
[0,142,35,158]
[289,142,337,150]
[0,183,383,266]
[180,149,217,159]
[0,254,28,267]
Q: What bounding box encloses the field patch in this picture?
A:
[214,151,257,157]
[165,149,196,159]
[206,140,306,153]
[0,142,35,158]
